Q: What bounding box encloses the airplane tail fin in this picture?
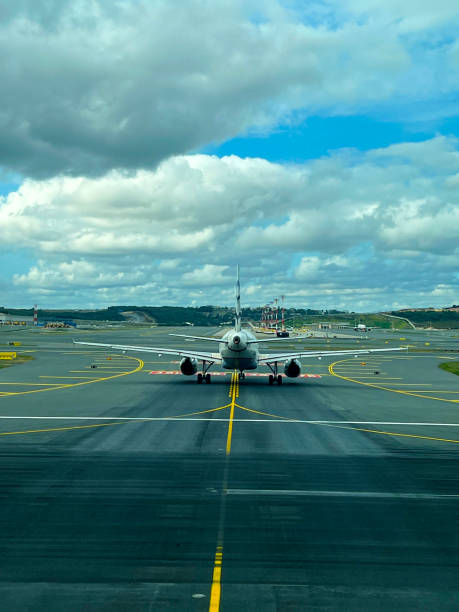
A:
[235,264,241,331]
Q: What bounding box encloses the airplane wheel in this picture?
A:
[277,375,283,385]
[268,375,274,385]
[205,373,211,384]
[197,373,203,384]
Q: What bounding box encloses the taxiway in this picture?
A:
[0,326,458,611]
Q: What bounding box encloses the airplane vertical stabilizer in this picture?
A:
[235,264,241,331]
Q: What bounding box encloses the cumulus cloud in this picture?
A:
[1,0,458,177]
[1,136,458,309]
[181,265,229,286]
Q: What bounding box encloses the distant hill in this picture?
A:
[389,310,459,329]
[0,305,233,326]
[1,305,457,328]
[0,305,337,327]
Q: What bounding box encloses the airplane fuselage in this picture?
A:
[219,328,258,371]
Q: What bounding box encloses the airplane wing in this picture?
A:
[258,346,406,364]
[73,340,222,362]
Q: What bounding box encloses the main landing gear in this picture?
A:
[267,362,282,385]
[197,360,214,384]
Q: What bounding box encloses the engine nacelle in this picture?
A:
[283,358,301,378]
[180,357,198,376]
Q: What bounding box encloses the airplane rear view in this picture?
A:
[74,266,406,385]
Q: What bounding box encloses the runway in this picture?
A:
[0,325,458,611]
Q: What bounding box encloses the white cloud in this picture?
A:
[295,255,351,280]
[181,265,229,286]
[1,136,458,309]
[0,0,458,176]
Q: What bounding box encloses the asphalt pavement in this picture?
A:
[0,325,458,611]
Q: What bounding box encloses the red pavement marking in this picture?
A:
[149,371,320,378]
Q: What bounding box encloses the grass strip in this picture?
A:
[439,362,459,376]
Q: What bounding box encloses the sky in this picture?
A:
[0,0,458,312]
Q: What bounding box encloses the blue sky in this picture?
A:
[201,115,441,162]
[0,0,458,310]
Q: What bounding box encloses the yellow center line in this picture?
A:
[209,371,239,612]
[329,359,459,403]
[228,373,234,398]
[226,372,238,455]
[209,546,223,612]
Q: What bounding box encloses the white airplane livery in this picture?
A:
[74,267,405,385]
[354,323,371,332]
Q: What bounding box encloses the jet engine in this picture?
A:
[180,357,198,376]
[283,358,301,378]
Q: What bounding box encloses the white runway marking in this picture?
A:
[0,416,459,426]
[226,489,459,500]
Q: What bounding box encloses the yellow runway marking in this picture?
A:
[340,377,403,380]
[209,371,239,611]
[329,359,459,403]
[228,373,234,398]
[171,405,230,419]
[374,383,432,387]
[209,546,223,612]
[69,370,132,373]
[409,390,459,394]
[226,372,238,455]
[234,407,459,446]
[73,366,134,369]
[331,371,387,375]
[1,356,143,397]
[86,369,137,372]
[0,421,130,437]
[91,361,130,363]
[0,382,70,386]
[60,352,113,355]
[320,422,459,445]
[235,404,289,420]
[40,376,102,379]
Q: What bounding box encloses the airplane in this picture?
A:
[354,323,371,332]
[74,267,405,385]
[337,322,372,332]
